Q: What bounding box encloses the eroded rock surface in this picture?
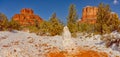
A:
[80,6,98,24]
[12,8,43,26]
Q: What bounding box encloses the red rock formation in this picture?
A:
[20,8,34,15]
[80,6,98,24]
[12,8,43,26]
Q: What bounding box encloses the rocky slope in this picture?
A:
[0,31,120,57]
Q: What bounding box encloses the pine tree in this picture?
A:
[95,3,111,34]
[67,4,78,37]
[0,13,8,31]
[49,13,63,36]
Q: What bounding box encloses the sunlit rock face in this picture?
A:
[20,8,34,15]
[12,8,43,26]
[80,6,119,24]
[62,26,76,53]
[80,6,98,24]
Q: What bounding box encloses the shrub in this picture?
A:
[25,26,38,33]
[38,21,50,36]
[78,23,95,33]
[49,13,63,36]
[102,35,120,48]
[0,13,9,31]
[8,19,22,31]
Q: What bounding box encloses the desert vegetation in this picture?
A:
[95,3,120,35]
[0,3,120,37]
[0,3,120,50]
[0,3,120,51]
[1,0,120,56]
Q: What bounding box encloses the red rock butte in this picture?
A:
[12,8,43,26]
[80,6,98,24]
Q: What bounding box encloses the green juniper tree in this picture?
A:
[0,13,8,31]
[67,4,78,37]
[95,3,111,34]
[95,3,120,34]
[38,20,50,35]
[49,13,63,36]
[108,13,119,32]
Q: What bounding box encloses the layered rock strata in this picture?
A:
[12,8,43,26]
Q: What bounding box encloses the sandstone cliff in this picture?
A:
[12,8,43,26]
[80,6,98,24]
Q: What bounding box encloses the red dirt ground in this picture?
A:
[46,48,108,57]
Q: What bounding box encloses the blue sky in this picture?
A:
[0,0,120,23]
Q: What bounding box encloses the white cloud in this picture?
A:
[113,0,119,5]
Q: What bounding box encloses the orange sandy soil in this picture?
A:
[46,48,108,57]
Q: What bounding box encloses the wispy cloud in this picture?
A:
[113,0,119,5]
